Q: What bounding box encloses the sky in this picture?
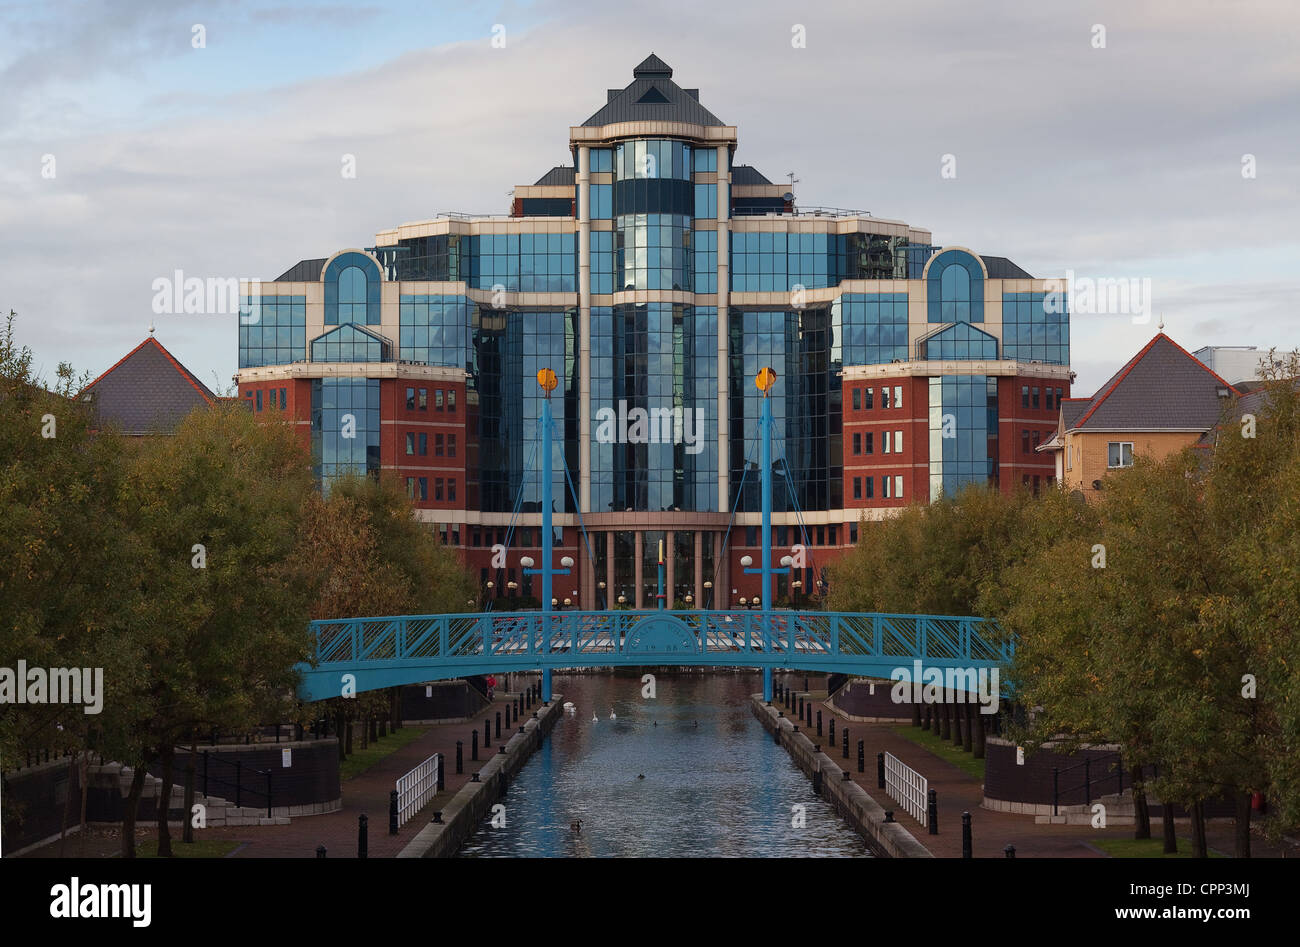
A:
[1,0,1297,395]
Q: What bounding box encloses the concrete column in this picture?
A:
[693,529,704,608]
[665,530,675,609]
[578,145,592,515]
[634,530,644,609]
[716,144,731,515]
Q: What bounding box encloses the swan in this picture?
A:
[592,713,598,723]
[609,709,617,720]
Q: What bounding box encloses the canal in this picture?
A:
[458,672,872,857]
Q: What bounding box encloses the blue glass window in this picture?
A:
[400,294,473,367]
[324,252,382,326]
[311,377,381,488]
[310,323,391,362]
[926,249,984,323]
[1002,292,1070,365]
[921,321,998,360]
[836,293,909,366]
[238,295,305,368]
[928,375,999,500]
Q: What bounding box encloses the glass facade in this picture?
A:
[467,234,576,293]
[400,294,473,368]
[311,377,380,485]
[310,323,390,362]
[1002,292,1070,365]
[730,308,840,512]
[927,249,984,323]
[928,375,998,499]
[836,293,909,366]
[239,295,305,368]
[324,252,382,326]
[590,303,716,513]
[921,321,998,361]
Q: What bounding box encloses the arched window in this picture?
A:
[323,251,382,326]
[926,249,984,324]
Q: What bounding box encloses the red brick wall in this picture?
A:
[997,376,1067,494]
[381,379,468,511]
[842,375,927,507]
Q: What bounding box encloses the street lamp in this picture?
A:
[703,580,713,609]
[739,597,748,607]
[740,555,753,567]
[563,598,571,608]
[520,556,535,568]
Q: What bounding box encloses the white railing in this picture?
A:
[883,752,928,827]
[396,753,441,828]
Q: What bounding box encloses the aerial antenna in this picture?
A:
[1158,313,1165,333]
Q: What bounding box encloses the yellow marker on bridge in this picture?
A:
[537,367,557,395]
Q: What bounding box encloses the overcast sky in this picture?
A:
[1,0,1296,395]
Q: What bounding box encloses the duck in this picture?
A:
[637,774,645,780]
[609,709,617,720]
[570,819,582,833]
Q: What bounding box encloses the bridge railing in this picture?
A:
[306,610,1011,666]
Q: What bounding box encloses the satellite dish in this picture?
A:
[782,192,794,201]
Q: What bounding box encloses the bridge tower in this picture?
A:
[745,367,788,703]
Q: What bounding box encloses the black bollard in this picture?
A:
[842,770,851,781]
[877,752,886,789]
[817,710,822,736]
[436,756,445,791]
[358,814,368,858]
[472,729,479,761]
[495,711,501,739]
[1004,844,1016,859]
[884,810,895,823]
[843,728,849,759]
[829,718,835,746]
[961,811,972,859]
[484,719,490,748]
[812,769,822,794]
[456,740,464,774]
[927,788,938,835]
[389,790,399,835]
[773,726,780,745]
[471,772,480,782]
[857,740,865,774]
[432,811,443,824]
[316,844,327,858]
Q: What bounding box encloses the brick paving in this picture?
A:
[783,691,1293,858]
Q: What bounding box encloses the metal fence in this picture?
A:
[396,753,440,828]
[884,751,928,827]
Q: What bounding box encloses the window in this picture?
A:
[1044,388,1054,411]
[865,477,874,499]
[828,526,837,545]
[865,387,874,410]
[1108,442,1134,468]
[1021,385,1029,409]
[255,389,262,412]
[406,387,416,410]
[1022,429,1030,454]
[1032,475,1040,496]
[418,388,428,411]
[1055,387,1063,408]
[447,389,456,412]
[448,479,457,503]
[472,529,481,547]
[865,432,873,454]
[435,389,444,411]
[406,477,415,499]
[406,432,415,456]
[895,429,903,453]
[435,433,444,457]
[448,434,457,457]
[435,478,444,501]
[853,433,862,455]
[746,526,757,546]
[1032,430,1041,451]
[849,523,859,543]
[881,387,892,409]
[853,477,862,500]
[884,476,892,499]
[883,431,892,453]
[1032,386,1040,410]
[1066,443,1072,471]
[816,526,825,545]
[419,433,428,456]
[418,477,428,501]
[279,387,287,409]
[894,386,902,410]
[895,475,903,499]
[852,388,861,410]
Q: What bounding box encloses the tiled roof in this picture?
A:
[1066,334,1237,432]
[1060,398,1090,429]
[80,337,216,435]
[582,55,725,127]
[981,255,1033,279]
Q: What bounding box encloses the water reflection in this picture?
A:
[458,673,871,858]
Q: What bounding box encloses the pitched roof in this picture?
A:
[980,255,1033,279]
[1066,334,1238,433]
[276,258,326,281]
[80,337,216,435]
[533,166,576,186]
[582,54,725,127]
[1060,398,1090,429]
[731,165,773,186]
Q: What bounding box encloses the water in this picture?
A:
[458,672,872,857]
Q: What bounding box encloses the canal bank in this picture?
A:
[752,696,933,858]
[398,695,565,858]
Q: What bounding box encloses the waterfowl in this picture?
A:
[570,819,582,833]
[637,774,645,780]
[609,709,617,720]
[592,713,598,723]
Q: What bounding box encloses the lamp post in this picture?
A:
[703,580,712,609]
[745,367,787,703]
[525,368,569,703]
